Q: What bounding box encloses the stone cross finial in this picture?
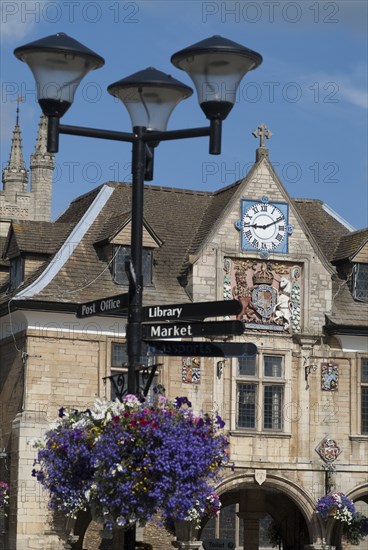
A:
[252,123,272,148]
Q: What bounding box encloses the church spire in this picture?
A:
[30,114,55,221]
[2,99,29,196]
[32,113,51,158]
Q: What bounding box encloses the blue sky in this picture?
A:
[1,0,367,229]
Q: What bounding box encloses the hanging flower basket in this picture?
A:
[32,391,228,532]
[342,513,368,545]
[316,492,356,524]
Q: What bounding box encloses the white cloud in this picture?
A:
[299,65,368,111]
[0,0,51,43]
[339,85,367,110]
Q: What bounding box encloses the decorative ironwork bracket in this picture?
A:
[103,362,163,402]
[304,356,318,389]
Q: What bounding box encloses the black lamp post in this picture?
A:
[14,32,262,549]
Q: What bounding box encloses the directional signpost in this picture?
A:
[142,320,244,339]
[76,293,129,318]
[142,299,242,322]
[146,341,257,358]
[76,297,257,359]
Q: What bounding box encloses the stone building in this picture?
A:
[0,108,54,238]
[0,125,367,550]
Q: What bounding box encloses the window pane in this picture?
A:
[112,343,128,367]
[111,343,149,369]
[10,257,24,289]
[362,358,368,383]
[237,384,256,428]
[113,246,152,286]
[362,388,368,435]
[354,264,368,302]
[113,246,130,285]
[142,249,153,285]
[238,355,257,376]
[263,385,283,430]
[264,356,283,377]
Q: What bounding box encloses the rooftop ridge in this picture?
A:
[106,181,212,197]
[293,198,323,204]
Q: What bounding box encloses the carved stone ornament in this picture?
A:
[315,436,342,463]
[321,362,338,391]
[182,357,200,384]
[255,469,267,485]
[225,258,302,333]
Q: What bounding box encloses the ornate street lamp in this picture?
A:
[14,32,262,549]
[171,34,262,120]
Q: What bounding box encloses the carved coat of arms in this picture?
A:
[315,437,342,463]
[182,357,200,384]
[224,260,302,333]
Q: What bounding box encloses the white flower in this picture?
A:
[123,394,140,407]
[90,398,111,420]
[28,437,42,448]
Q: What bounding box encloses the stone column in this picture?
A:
[10,411,67,550]
[238,489,266,550]
[172,521,203,550]
[238,512,263,550]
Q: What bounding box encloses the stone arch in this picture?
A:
[215,472,324,543]
[346,482,368,504]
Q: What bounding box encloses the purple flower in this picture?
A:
[316,492,356,524]
[33,395,229,531]
[215,415,225,429]
[174,396,192,409]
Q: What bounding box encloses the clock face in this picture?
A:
[241,201,287,253]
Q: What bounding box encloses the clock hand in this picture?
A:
[262,219,281,229]
[245,223,271,229]
[244,220,282,229]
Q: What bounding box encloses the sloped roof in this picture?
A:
[1,172,366,332]
[326,277,368,328]
[3,220,73,257]
[292,199,351,262]
[2,183,212,307]
[0,236,9,267]
[186,180,242,259]
[94,211,131,244]
[332,228,368,263]
[56,185,102,224]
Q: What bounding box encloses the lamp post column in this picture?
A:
[124,127,146,548]
[126,126,146,395]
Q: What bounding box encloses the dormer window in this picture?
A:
[10,256,24,290]
[353,263,368,302]
[113,245,153,286]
